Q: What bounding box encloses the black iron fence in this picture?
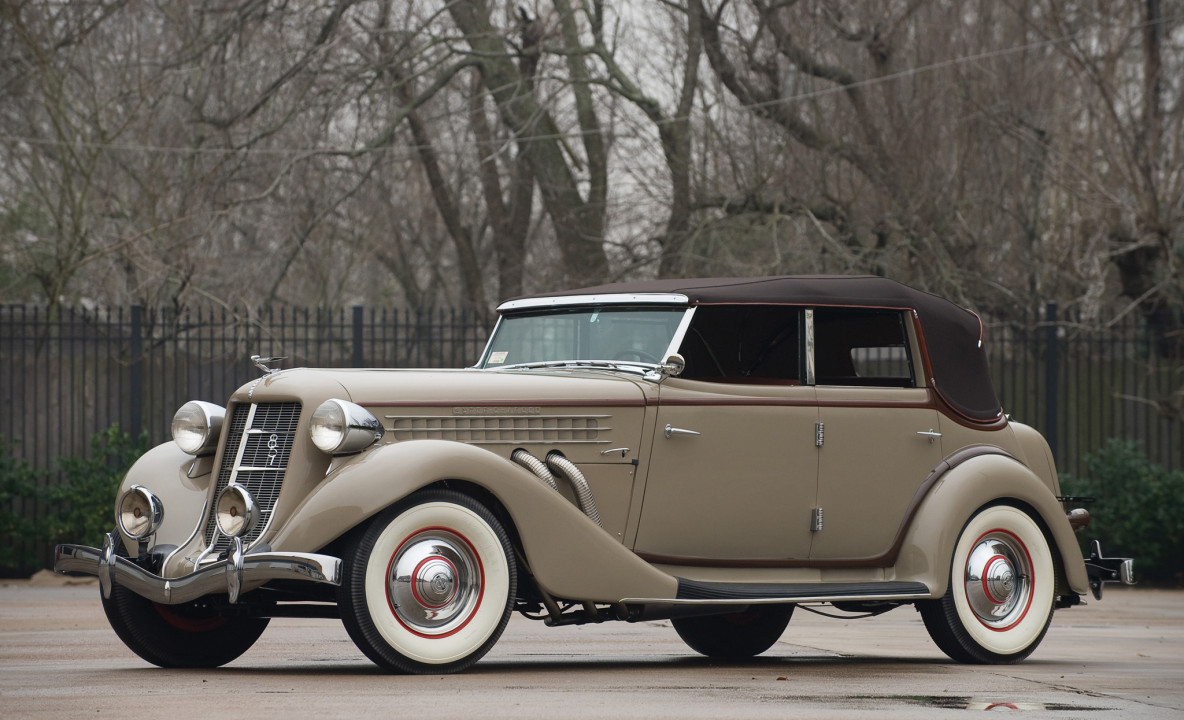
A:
[1,300,1181,538]
[1,305,492,479]
[986,304,1181,476]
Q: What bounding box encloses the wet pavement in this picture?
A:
[1,575,1180,719]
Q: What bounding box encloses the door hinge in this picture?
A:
[811,507,824,532]
[815,422,825,447]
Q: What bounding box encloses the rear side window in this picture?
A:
[813,309,915,387]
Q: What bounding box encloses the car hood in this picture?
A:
[234,368,650,466]
[232,367,651,408]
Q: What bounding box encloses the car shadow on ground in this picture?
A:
[85,653,1018,678]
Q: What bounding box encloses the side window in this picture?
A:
[813,309,915,387]
[678,306,800,383]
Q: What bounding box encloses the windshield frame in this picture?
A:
[476,303,694,371]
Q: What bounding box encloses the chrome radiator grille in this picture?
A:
[204,402,301,553]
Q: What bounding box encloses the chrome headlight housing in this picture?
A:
[216,484,258,538]
[118,485,164,540]
[171,401,225,455]
[309,399,385,454]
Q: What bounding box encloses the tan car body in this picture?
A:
[60,276,1130,672]
[119,366,1087,606]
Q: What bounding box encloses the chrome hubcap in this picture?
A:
[964,532,1032,628]
[387,530,481,635]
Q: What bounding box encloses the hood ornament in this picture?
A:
[250,355,287,375]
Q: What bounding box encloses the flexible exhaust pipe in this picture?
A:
[546,451,602,527]
[511,449,560,492]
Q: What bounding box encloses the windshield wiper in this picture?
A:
[493,359,653,375]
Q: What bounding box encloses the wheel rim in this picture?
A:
[962,529,1033,630]
[386,528,484,637]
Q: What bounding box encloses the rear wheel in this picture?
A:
[919,504,1055,664]
[338,489,517,674]
[102,583,269,668]
[672,605,793,659]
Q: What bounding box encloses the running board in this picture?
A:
[635,579,931,605]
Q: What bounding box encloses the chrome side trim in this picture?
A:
[618,592,932,606]
[54,541,341,605]
[623,579,931,605]
[804,308,816,385]
[497,293,690,312]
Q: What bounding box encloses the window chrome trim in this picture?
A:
[663,306,697,360]
[472,315,503,368]
[497,293,690,312]
[804,308,816,386]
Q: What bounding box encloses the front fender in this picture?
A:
[269,440,678,603]
[116,442,214,557]
[894,451,1089,597]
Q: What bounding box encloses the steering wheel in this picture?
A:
[612,349,661,363]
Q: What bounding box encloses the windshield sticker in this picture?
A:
[590,310,600,323]
[488,351,508,364]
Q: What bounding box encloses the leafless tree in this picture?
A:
[1,0,1180,340]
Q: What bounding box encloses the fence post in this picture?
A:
[352,306,364,367]
[130,305,143,440]
[1045,302,1058,464]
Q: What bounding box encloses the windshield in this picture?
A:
[479,307,688,368]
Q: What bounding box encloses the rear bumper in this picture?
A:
[55,533,341,605]
[1084,540,1135,600]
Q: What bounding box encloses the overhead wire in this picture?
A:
[0,9,1177,160]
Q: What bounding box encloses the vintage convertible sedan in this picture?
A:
[56,276,1133,673]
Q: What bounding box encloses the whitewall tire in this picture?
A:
[920,504,1056,664]
[339,489,517,674]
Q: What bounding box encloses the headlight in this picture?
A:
[172,401,225,455]
[118,485,164,539]
[309,399,385,454]
[216,484,258,538]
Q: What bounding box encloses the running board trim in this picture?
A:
[619,579,930,606]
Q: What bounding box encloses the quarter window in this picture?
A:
[813,309,915,387]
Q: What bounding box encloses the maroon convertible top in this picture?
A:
[512,276,1003,424]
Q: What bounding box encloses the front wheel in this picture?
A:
[672,605,793,659]
[102,584,269,668]
[918,504,1056,664]
[338,489,518,674]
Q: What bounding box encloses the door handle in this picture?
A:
[916,429,942,443]
[664,424,701,439]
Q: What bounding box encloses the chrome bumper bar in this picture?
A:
[1084,540,1135,600]
[55,533,342,605]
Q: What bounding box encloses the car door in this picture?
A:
[632,305,819,562]
[807,308,945,561]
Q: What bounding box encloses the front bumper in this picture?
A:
[55,533,342,605]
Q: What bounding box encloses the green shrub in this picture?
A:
[43,425,150,550]
[0,426,148,574]
[1060,439,1184,586]
[0,440,48,569]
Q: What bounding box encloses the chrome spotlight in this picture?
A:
[117,485,164,540]
[215,484,259,538]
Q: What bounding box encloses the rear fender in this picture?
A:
[269,440,677,602]
[894,452,1088,597]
